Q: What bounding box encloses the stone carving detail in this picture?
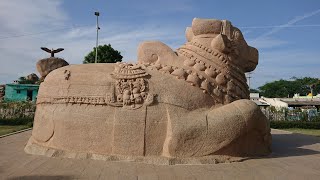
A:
[176,36,250,102]
[64,70,71,80]
[140,58,247,104]
[37,96,107,105]
[110,63,153,109]
[26,18,271,165]
[37,63,155,109]
[37,64,155,109]
[141,62,224,104]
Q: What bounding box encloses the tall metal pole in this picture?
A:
[246,72,252,89]
[95,12,100,63]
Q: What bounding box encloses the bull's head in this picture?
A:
[186,18,258,72]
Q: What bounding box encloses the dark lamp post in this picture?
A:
[94,11,100,63]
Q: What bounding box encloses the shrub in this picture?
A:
[270,121,320,129]
[0,101,35,119]
[0,102,35,128]
[0,117,34,126]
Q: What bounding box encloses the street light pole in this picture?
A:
[246,72,252,89]
[94,11,100,63]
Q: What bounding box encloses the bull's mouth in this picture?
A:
[242,46,258,72]
[244,60,258,72]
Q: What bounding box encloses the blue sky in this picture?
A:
[0,0,319,88]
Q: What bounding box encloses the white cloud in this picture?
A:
[0,0,187,84]
[98,24,184,61]
[246,9,320,88]
[131,0,194,15]
[251,50,320,88]
[248,37,289,49]
[0,0,69,83]
[254,9,320,40]
[0,0,67,33]
[3,1,317,90]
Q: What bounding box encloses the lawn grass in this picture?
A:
[0,125,31,136]
[283,128,320,137]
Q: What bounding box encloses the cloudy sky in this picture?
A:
[0,0,319,88]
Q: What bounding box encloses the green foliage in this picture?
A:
[282,128,320,137]
[83,44,123,63]
[0,101,35,119]
[0,117,33,126]
[17,77,35,84]
[258,77,320,98]
[250,89,260,93]
[270,121,320,129]
[0,102,35,128]
[0,101,35,110]
[0,102,35,134]
[263,106,320,121]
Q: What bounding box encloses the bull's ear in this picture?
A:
[211,34,231,53]
[185,27,194,42]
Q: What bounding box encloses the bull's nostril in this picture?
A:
[151,54,158,61]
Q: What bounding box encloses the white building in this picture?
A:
[262,97,320,110]
[250,93,320,110]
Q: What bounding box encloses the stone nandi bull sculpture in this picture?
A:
[25,18,271,164]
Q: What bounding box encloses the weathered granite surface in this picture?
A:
[36,57,69,80]
[37,47,68,80]
[25,18,271,163]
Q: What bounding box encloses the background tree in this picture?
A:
[16,73,39,84]
[17,77,34,84]
[83,44,123,63]
[258,77,320,98]
[250,88,260,93]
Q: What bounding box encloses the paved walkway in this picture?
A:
[1,129,320,180]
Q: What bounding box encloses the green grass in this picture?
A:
[0,125,31,136]
[282,128,320,137]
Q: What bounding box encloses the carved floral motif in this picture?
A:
[110,63,154,109]
[37,63,155,109]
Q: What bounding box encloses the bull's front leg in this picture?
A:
[162,99,271,158]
